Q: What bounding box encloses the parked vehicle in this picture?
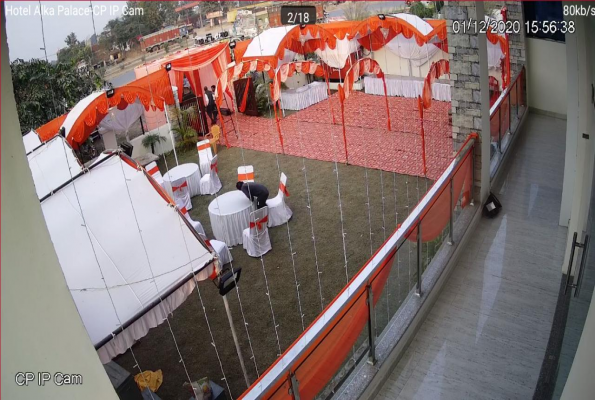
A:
[195,30,229,46]
[139,25,191,53]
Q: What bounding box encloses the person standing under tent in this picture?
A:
[204,86,217,125]
[237,181,269,209]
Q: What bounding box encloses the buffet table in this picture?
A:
[280,81,328,111]
[364,75,451,102]
[208,191,254,246]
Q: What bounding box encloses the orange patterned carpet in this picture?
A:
[220,91,453,180]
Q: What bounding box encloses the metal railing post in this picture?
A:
[416,223,422,296]
[289,371,300,400]
[498,108,502,153]
[448,177,454,245]
[508,90,511,135]
[366,283,377,365]
[470,144,475,206]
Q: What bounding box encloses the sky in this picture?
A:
[5,1,128,62]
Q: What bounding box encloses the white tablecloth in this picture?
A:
[208,191,253,246]
[162,164,201,197]
[364,75,451,102]
[280,81,329,111]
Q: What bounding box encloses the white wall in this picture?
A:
[527,38,568,116]
[1,7,117,399]
[561,15,595,400]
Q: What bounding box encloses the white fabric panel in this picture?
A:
[242,207,272,257]
[162,163,202,197]
[98,101,145,136]
[23,131,42,153]
[364,75,451,102]
[487,39,504,69]
[97,279,196,363]
[61,91,105,140]
[243,25,296,58]
[40,155,214,359]
[210,240,233,266]
[280,81,328,111]
[315,37,359,69]
[393,13,434,35]
[266,173,292,227]
[199,155,222,195]
[27,136,83,199]
[208,191,253,246]
[385,35,441,67]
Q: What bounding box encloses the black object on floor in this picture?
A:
[483,192,502,218]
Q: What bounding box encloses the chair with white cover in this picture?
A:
[171,176,191,211]
[197,140,214,176]
[180,207,205,236]
[199,155,222,195]
[146,161,164,187]
[204,237,233,266]
[266,173,293,227]
[238,165,254,182]
[242,207,272,257]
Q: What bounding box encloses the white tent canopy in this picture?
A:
[23,130,42,153]
[61,91,147,141]
[27,136,83,199]
[27,137,216,363]
[384,14,442,68]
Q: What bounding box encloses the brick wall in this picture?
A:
[445,1,526,198]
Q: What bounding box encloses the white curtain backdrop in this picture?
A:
[98,101,145,136]
[385,35,441,67]
[315,37,359,69]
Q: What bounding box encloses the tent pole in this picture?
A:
[222,295,251,388]
[164,106,179,166]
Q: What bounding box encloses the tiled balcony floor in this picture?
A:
[377,113,568,399]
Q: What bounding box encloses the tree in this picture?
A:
[65,32,79,47]
[11,58,102,134]
[409,2,434,19]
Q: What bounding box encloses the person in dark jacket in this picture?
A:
[237,181,269,209]
[204,86,217,125]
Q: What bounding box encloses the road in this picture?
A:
[327,1,406,18]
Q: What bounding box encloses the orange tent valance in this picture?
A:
[164,42,229,72]
[35,69,175,147]
[353,15,447,50]
[36,114,68,142]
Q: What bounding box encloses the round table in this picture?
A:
[208,191,253,246]
[162,164,201,197]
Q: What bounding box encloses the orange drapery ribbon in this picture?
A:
[147,165,159,176]
[238,172,254,181]
[215,102,230,148]
[418,96,427,177]
[337,85,349,163]
[272,98,285,154]
[249,215,269,230]
[381,75,392,131]
[239,77,251,113]
[197,142,210,151]
[280,182,290,197]
[172,181,188,192]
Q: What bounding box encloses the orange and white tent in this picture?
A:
[34,69,175,149]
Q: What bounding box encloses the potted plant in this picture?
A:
[141,133,166,154]
[170,106,198,150]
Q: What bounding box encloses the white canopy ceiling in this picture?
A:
[23,130,42,153]
[27,137,215,362]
